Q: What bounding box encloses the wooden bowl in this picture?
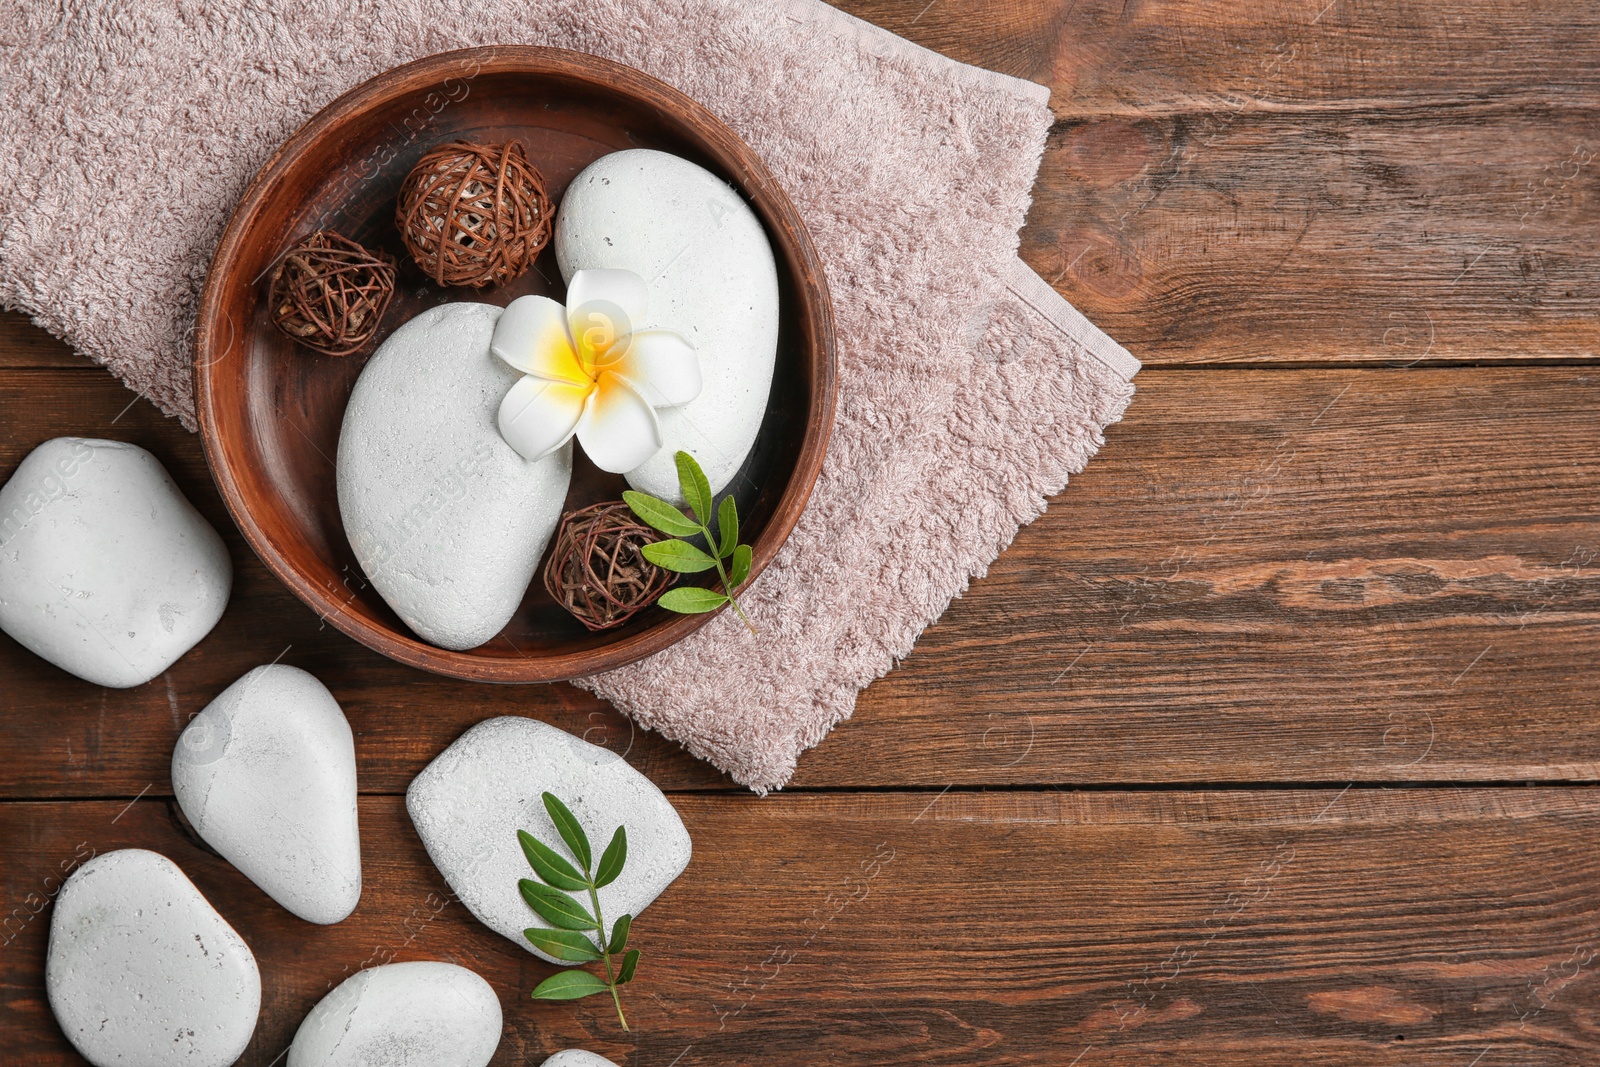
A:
[194,47,835,682]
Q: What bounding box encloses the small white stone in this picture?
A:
[172,664,361,924]
[0,438,231,687]
[541,1052,619,1067]
[556,149,780,499]
[287,960,501,1067]
[337,302,572,650]
[46,849,260,1067]
[406,717,692,962]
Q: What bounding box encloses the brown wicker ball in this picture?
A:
[395,140,552,288]
[543,501,672,631]
[267,231,396,357]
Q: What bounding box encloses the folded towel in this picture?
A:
[0,0,1137,791]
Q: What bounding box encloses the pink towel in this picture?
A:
[0,0,1138,791]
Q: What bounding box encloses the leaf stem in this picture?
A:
[701,522,757,635]
[585,877,629,1031]
[712,552,757,633]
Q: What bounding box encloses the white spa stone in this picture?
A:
[406,716,692,963]
[542,1052,620,1067]
[556,149,780,499]
[46,849,261,1067]
[172,664,361,925]
[287,960,501,1067]
[0,437,231,688]
[337,302,572,650]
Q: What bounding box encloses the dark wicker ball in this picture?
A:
[544,501,671,631]
[395,140,552,288]
[267,231,396,357]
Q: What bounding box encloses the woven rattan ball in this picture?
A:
[395,140,552,288]
[543,501,671,631]
[267,231,397,357]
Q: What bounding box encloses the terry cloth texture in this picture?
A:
[0,0,1138,791]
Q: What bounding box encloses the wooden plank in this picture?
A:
[796,363,1600,788]
[0,313,96,369]
[0,5,1592,1067]
[829,0,1600,367]
[2,790,1597,1064]
[834,0,1600,116]
[1021,108,1600,366]
[0,367,1595,795]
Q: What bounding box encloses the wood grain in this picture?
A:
[3,2,1600,1063]
[833,0,1600,368]
[834,0,1600,116]
[798,363,1600,787]
[1021,108,1600,366]
[3,791,1598,1064]
[0,313,93,369]
[2,366,1595,795]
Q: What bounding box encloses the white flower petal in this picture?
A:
[611,329,702,408]
[491,295,586,385]
[497,375,590,462]
[575,376,662,473]
[566,268,649,366]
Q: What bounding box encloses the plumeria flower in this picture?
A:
[491,268,701,472]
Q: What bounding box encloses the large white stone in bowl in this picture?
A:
[542,1053,619,1067]
[556,149,780,499]
[46,849,260,1067]
[287,960,501,1067]
[406,717,692,963]
[337,302,572,651]
[172,664,361,924]
[0,437,231,687]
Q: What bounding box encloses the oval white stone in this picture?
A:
[172,664,361,924]
[0,438,231,688]
[556,149,780,499]
[542,1053,620,1067]
[406,716,692,963]
[287,960,501,1067]
[46,849,261,1067]
[337,302,572,650]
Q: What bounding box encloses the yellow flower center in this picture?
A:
[572,306,628,379]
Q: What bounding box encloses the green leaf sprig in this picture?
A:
[521,792,640,1030]
[624,450,756,633]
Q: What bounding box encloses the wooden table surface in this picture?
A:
[4,1,1598,1063]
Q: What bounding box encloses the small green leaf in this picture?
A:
[524,927,603,962]
[676,451,712,524]
[623,490,701,538]
[542,792,592,871]
[518,830,589,891]
[716,495,739,558]
[519,880,597,931]
[531,969,611,1000]
[641,539,718,574]
[595,825,627,888]
[608,913,632,954]
[728,543,752,590]
[657,587,730,613]
[616,948,641,985]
